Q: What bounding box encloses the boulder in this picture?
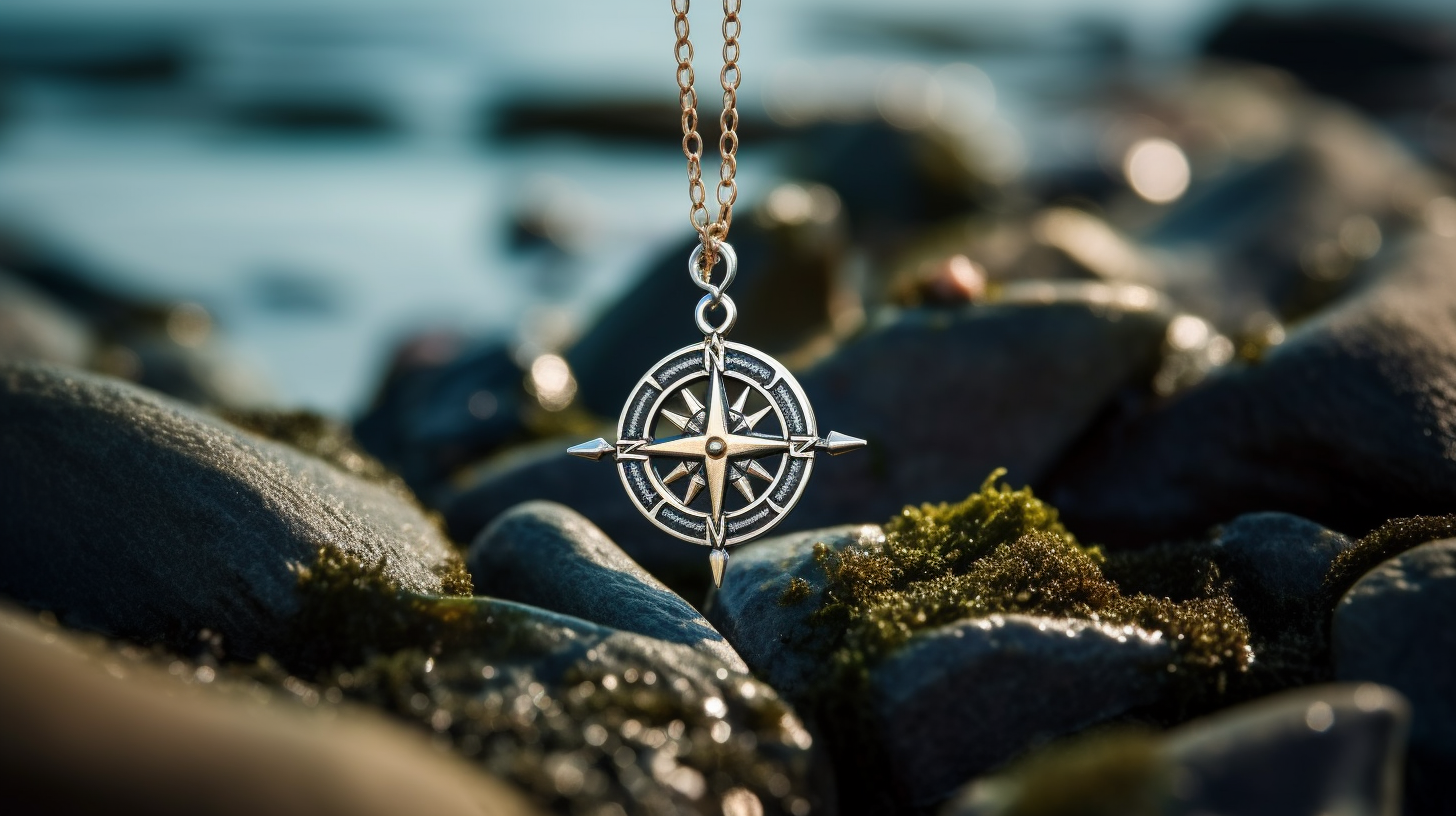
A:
[468,502,746,671]
[1046,233,1456,545]
[0,361,463,657]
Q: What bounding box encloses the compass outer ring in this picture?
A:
[613,340,818,548]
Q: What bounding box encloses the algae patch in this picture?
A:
[779,577,812,606]
[808,470,1251,678]
[276,545,817,816]
[1324,515,1456,602]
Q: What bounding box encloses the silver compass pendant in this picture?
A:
[568,242,865,587]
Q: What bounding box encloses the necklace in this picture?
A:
[569,0,864,588]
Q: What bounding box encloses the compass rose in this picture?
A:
[569,339,864,587]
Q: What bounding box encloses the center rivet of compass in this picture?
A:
[706,437,727,458]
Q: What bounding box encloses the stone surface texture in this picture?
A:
[1333,538,1456,764]
[876,614,1173,806]
[0,362,461,656]
[705,524,885,697]
[947,683,1410,816]
[1213,512,1355,607]
[468,501,746,671]
[1047,233,1456,545]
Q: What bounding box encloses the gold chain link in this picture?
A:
[673,0,740,272]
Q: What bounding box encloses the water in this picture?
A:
[0,0,1449,414]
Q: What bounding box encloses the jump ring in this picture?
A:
[695,293,737,337]
[687,240,737,296]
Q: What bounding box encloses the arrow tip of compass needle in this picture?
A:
[820,431,867,455]
[567,438,614,460]
[709,548,729,588]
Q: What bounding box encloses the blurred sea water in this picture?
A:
[0,0,1451,413]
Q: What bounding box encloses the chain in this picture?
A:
[673,0,740,274]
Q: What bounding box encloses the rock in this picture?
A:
[446,294,1171,575]
[1213,512,1355,610]
[876,615,1174,806]
[947,683,1410,816]
[705,525,885,697]
[1161,684,1408,816]
[0,603,543,816]
[0,361,463,657]
[706,523,1182,807]
[1333,539,1456,766]
[468,501,747,671]
[354,339,530,498]
[286,548,826,816]
[1046,232,1456,545]
[0,272,93,366]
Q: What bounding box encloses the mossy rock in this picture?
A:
[278,541,823,816]
[0,361,466,657]
[709,472,1254,810]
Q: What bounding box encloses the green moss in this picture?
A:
[271,545,817,816]
[807,470,1250,676]
[779,577,812,606]
[1324,515,1456,602]
[966,729,1169,816]
[798,472,1251,813]
[433,554,476,598]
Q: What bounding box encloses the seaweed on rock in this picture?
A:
[271,545,817,816]
[808,470,1252,687]
[1323,515,1456,603]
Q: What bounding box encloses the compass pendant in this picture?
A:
[568,243,865,588]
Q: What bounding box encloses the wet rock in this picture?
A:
[705,525,885,697]
[948,683,1410,816]
[1333,539,1456,766]
[876,615,1174,806]
[447,294,1171,574]
[1046,233,1456,545]
[0,361,463,657]
[705,514,1207,808]
[0,604,543,816]
[1213,512,1354,611]
[289,550,825,816]
[354,338,530,497]
[1161,684,1408,816]
[468,501,746,671]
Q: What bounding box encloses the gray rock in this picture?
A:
[947,683,1410,816]
[1162,684,1408,816]
[1046,233,1456,545]
[876,615,1174,806]
[1333,539,1456,764]
[1213,512,1355,608]
[446,295,1171,574]
[705,524,886,697]
[708,524,1179,806]
[0,361,462,657]
[468,501,747,671]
